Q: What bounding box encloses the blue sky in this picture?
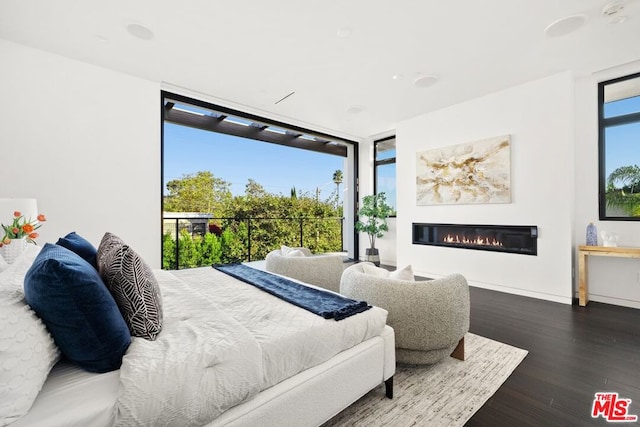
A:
[163,123,346,201]
[604,95,640,178]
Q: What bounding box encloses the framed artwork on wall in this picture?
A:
[416,135,511,205]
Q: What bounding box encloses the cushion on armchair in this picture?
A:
[265,248,344,293]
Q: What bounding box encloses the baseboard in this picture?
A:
[585,294,640,309]
[415,270,573,305]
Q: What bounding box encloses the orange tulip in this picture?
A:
[22,224,34,233]
[2,237,10,245]
[12,227,19,234]
[28,232,39,239]
[13,211,21,217]
[37,214,46,222]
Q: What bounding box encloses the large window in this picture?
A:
[161,91,360,267]
[374,136,397,215]
[598,72,640,220]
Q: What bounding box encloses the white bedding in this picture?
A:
[10,362,119,427]
[117,267,387,426]
[169,267,388,389]
[14,266,388,427]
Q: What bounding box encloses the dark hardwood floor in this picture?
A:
[465,286,640,426]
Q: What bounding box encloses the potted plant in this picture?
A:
[355,192,393,266]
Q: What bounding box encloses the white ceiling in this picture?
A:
[1,0,639,140]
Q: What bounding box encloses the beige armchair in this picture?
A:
[264,248,344,293]
[340,263,470,364]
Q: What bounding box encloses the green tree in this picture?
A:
[606,165,640,217]
[162,233,176,269]
[164,171,232,216]
[245,178,267,199]
[220,226,246,263]
[332,170,343,209]
[199,232,223,265]
[178,229,200,268]
[162,172,345,268]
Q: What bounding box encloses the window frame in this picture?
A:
[374,135,397,217]
[598,71,640,221]
[161,91,361,262]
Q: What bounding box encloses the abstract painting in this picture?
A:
[416,135,511,205]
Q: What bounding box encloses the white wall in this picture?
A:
[574,61,640,309]
[0,40,161,267]
[395,72,575,304]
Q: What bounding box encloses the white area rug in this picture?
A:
[323,333,528,427]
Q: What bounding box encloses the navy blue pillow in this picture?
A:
[24,243,131,373]
[56,231,98,269]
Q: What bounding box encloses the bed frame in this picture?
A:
[15,326,394,427]
[211,325,395,426]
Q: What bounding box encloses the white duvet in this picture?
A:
[116,267,387,427]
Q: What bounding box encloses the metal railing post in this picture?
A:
[299,218,303,247]
[247,218,252,262]
[174,219,180,270]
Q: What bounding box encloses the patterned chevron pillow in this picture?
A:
[96,232,125,266]
[97,233,163,340]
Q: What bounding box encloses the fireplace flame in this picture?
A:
[442,234,503,247]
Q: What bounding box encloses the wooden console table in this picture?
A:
[578,245,640,306]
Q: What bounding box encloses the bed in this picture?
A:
[0,238,395,427]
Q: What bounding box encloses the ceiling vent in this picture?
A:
[602,1,625,16]
[602,1,628,23]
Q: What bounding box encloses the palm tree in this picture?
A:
[332,170,343,209]
[606,165,640,216]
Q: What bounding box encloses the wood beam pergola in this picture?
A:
[163,99,348,157]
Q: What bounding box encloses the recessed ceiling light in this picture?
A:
[413,75,438,88]
[392,74,404,80]
[544,14,587,38]
[336,28,352,38]
[126,23,154,40]
[346,105,365,114]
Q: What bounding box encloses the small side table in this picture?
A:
[578,245,640,306]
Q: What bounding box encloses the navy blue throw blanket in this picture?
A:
[213,264,371,321]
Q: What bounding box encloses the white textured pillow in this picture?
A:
[280,245,294,256]
[285,249,305,258]
[361,263,390,278]
[0,244,42,294]
[390,264,415,281]
[0,245,60,425]
[0,254,7,273]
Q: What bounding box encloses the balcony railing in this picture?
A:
[162,216,344,270]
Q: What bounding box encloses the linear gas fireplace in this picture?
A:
[412,223,538,255]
